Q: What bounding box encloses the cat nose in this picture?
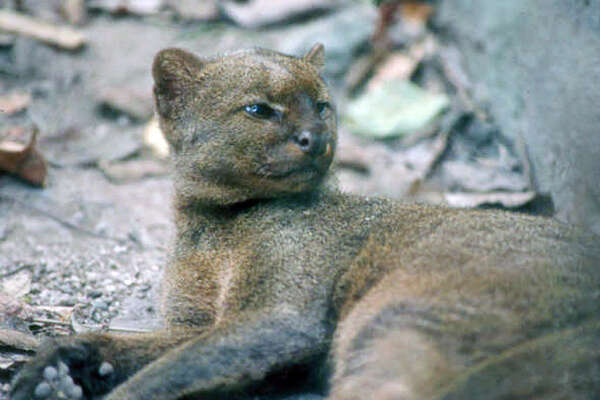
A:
[293,130,329,157]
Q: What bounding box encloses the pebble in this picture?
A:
[59,297,77,306]
[139,283,151,292]
[88,289,103,298]
[93,299,109,310]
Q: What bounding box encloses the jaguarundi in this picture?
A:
[11,43,600,400]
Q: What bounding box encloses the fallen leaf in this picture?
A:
[344,79,449,139]
[143,116,169,159]
[164,0,219,21]
[88,0,163,15]
[61,0,88,25]
[222,0,341,28]
[401,1,434,25]
[0,329,39,351]
[0,126,48,187]
[71,307,103,334]
[0,91,31,115]
[35,306,75,323]
[98,158,168,183]
[0,270,31,299]
[336,129,447,199]
[444,191,537,209]
[98,87,154,121]
[368,52,419,90]
[0,351,32,373]
[40,124,142,167]
[440,160,529,193]
[0,292,34,320]
[0,9,86,50]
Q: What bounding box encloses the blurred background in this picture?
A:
[1,1,599,396]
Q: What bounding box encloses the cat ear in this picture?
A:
[303,43,325,69]
[152,48,206,118]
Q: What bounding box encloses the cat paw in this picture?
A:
[32,361,84,399]
[10,338,116,400]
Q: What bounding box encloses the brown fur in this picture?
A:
[11,44,600,400]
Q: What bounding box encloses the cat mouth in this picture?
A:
[256,163,323,181]
[271,166,320,180]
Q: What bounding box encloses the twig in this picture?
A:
[29,318,71,327]
[0,9,86,50]
[107,326,152,333]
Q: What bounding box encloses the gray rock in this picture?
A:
[436,0,600,235]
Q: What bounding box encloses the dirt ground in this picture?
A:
[0,1,545,398]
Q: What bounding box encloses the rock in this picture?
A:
[436,0,600,235]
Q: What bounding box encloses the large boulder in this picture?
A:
[436,0,600,235]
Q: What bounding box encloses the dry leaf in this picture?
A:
[164,0,219,21]
[222,0,340,28]
[61,0,88,25]
[35,306,75,323]
[99,87,154,121]
[0,292,34,320]
[0,9,86,50]
[1,270,31,298]
[368,52,419,90]
[143,116,169,159]
[0,126,48,187]
[401,1,434,24]
[88,0,163,15]
[444,191,536,209]
[0,91,31,115]
[336,130,447,199]
[0,329,39,351]
[0,352,32,373]
[99,158,168,183]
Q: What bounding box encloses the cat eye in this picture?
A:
[244,103,277,119]
[316,101,332,118]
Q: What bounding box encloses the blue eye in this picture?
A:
[317,102,331,118]
[244,103,276,119]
